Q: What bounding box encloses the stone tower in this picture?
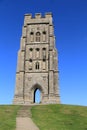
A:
[13,13,60,104]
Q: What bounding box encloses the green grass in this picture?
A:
[31,104,87,130]
[0,104,87,130]
[0,105,20,130]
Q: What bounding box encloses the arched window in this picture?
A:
[29,59,32,70]
[35,48,40,59]
[43,31,46,42]
[36,62,39,70]
[30,32,34,35]
[43,31,46,35]
[42,48,46,60]
[30,32,34,42]
[36,48,40,51]
[29,59,32,62]
[43,59,46,62]
[29,48,33,51]
[43,48,46,50]
[36,32,40,42]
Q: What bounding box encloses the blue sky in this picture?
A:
[0,0,87,106]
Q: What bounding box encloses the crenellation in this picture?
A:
[24,13,32,18]
[24,14,32,25]
[35,13,42,18]
[45,12,52,18]
[24,12,52,19]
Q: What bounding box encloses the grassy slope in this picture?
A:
[31,104,87,130]
[0,104,87,130]
[0,105,20,130]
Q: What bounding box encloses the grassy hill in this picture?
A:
[0,105,20,130]
[0,104,87,130]
[31,104,87,130]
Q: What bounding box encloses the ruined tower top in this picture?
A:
[24,12,53,26]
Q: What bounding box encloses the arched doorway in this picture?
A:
[34,88,41,103]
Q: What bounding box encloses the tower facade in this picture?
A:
[13,13,60,104]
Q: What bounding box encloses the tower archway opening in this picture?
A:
[34,88,41,103]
